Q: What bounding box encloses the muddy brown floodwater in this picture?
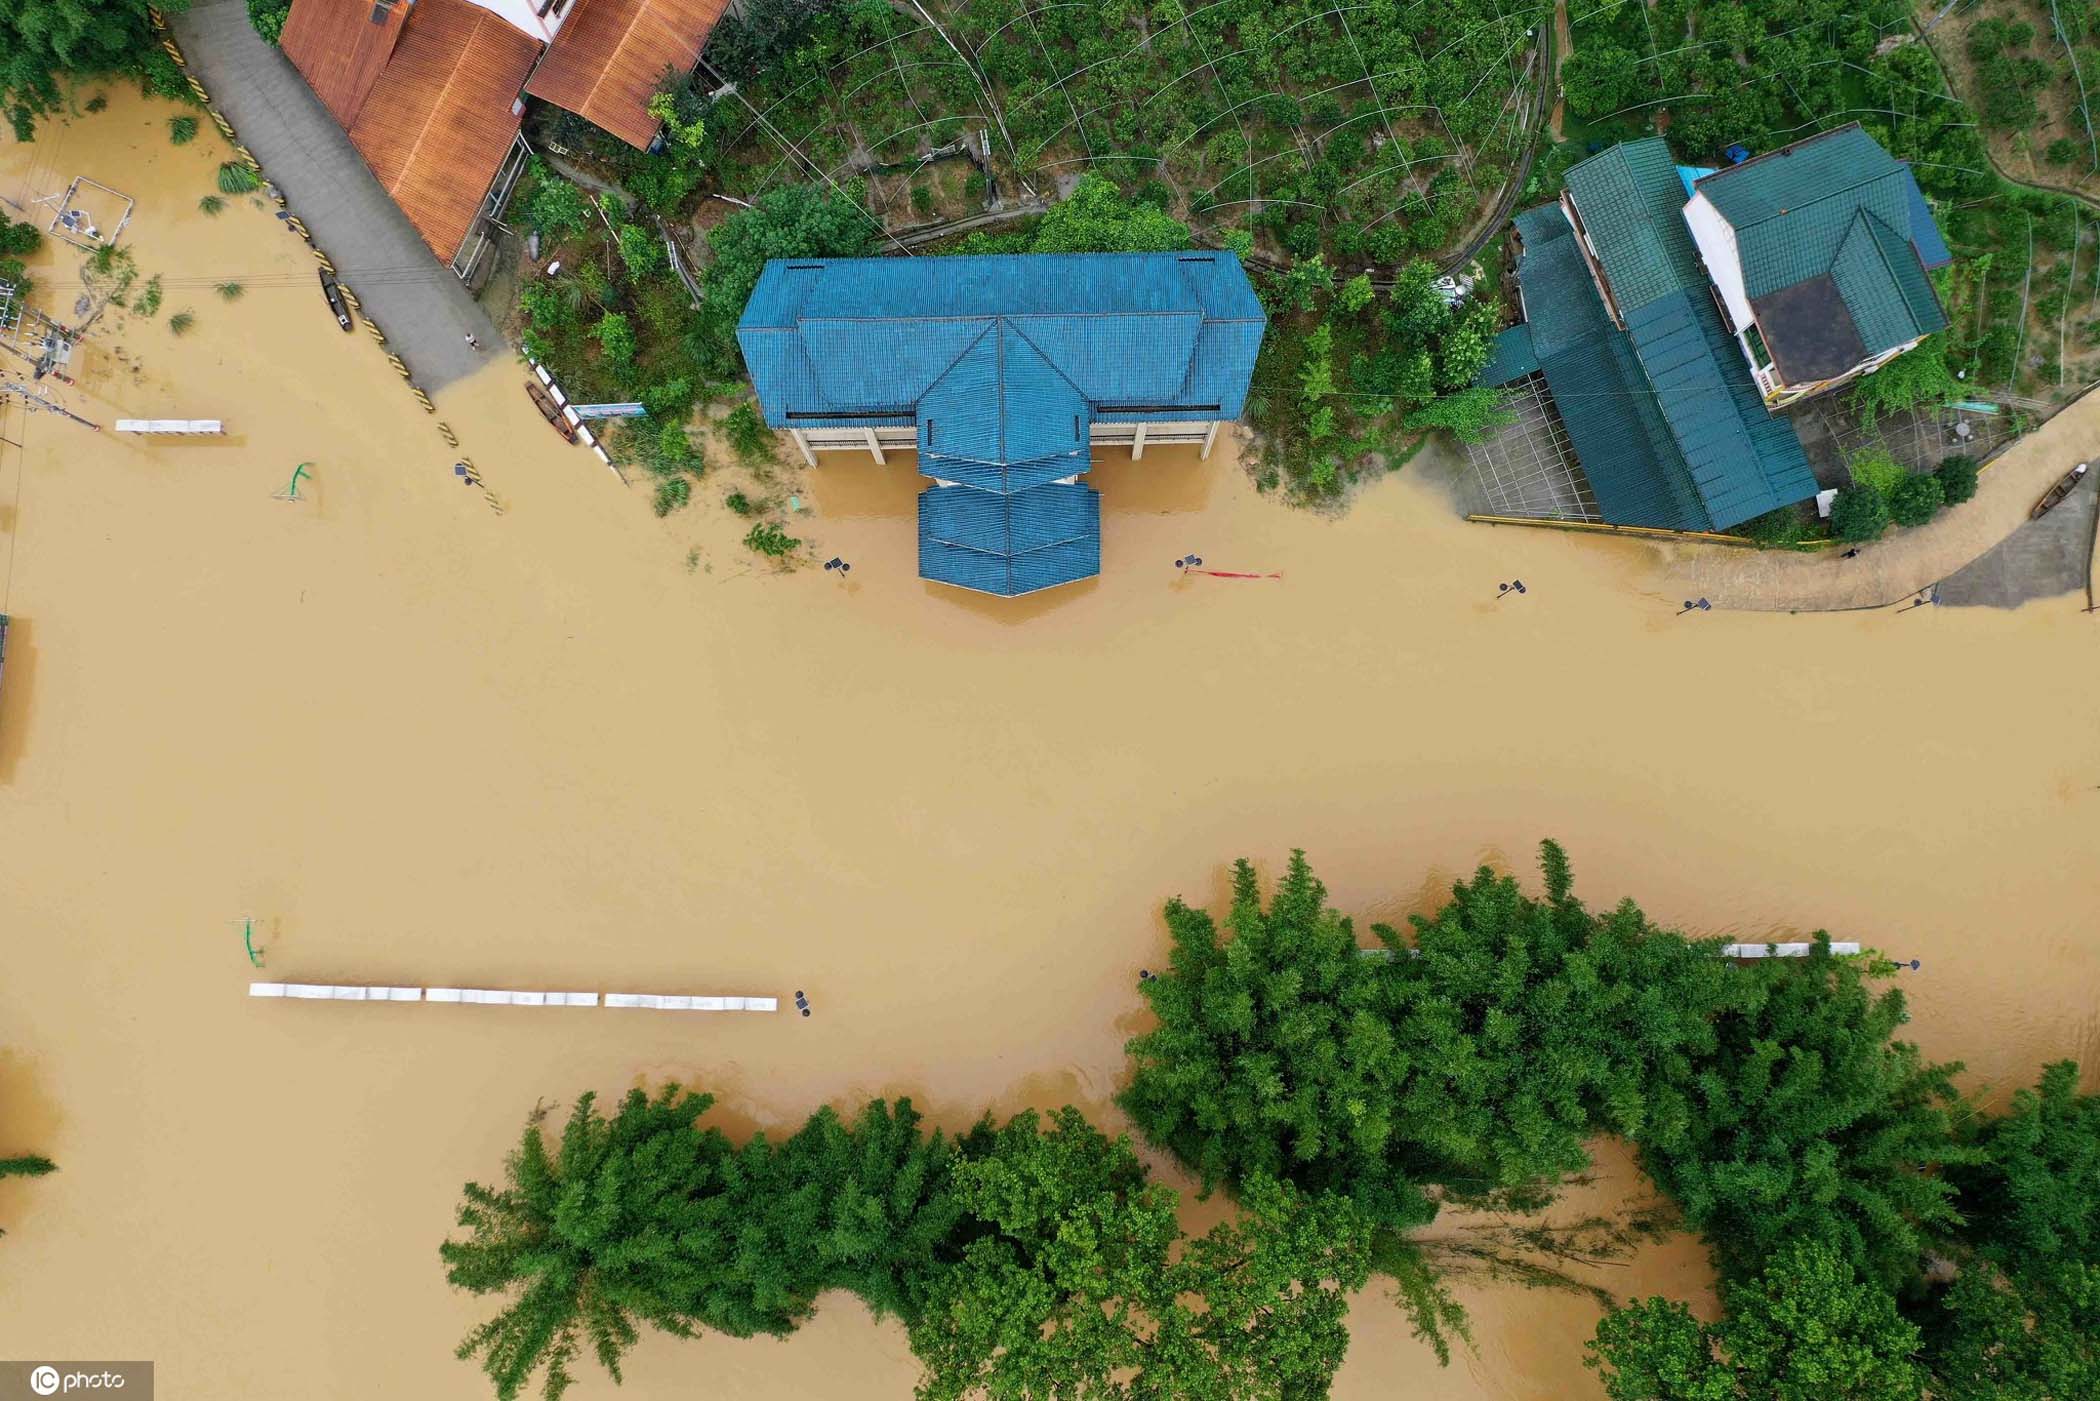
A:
[0,96,2096,1400]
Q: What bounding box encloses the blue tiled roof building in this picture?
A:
[738,252,1265,597]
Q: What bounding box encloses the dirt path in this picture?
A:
[1655,387,2100,610]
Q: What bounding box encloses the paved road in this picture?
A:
[1657,385,2100,611]
[168,0,502,392]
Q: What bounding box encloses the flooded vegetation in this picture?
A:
[0,97,2097,1400]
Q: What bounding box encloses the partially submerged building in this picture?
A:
[738,252,1265,597]
[280,0,728,278]
[1480,125,1950,532]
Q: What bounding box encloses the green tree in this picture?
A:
[592,311,636,374]
[245,0,291,44]
[908,1108,1372,1401]
[523,165,596,246]
[1120,851,1435,1229]
[442,1085,789,1401]
[1,0,182,139]
[1831,487,1891,543]
[1589,1240,1925,1401]
[1634,942,1969,1289]
[1921,1258,2100,1400]
[1403,386,1510,442]
[1946,1061,2099,1279]
[0,217,40,257]
[1561,43,1643,119]
[696,185,875,374]
[1935,454,1979,505]
[1888,473,1944,528]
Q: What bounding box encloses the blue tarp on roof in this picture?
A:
[739,251,1263,595]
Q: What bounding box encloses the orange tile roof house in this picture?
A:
[280,0,730,276]
[527,0,732,150]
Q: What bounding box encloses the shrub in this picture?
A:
[168,310,195,336]
[521,162,595,245]
[1847,447,1908,499]
[216,281,243,301]
[134,275,163,319]
[217,161,261,194]
[198,195,225,216]
[725,489,757,516]
[1889,473,1946,527]
[247,0,292,43]
[722,401,774,463]
[0,217,40,257]
[910,185,934,217]
[1740,506,1809,549]
[652,477,692,516]
[1936,454,1980,505]
[0,258,28,297]
[743,521,798,557]
[1832,486,1892,543]
[2047,137,2083,166]
[168,115,197,145]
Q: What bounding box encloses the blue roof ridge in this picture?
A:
[920,319,997,401]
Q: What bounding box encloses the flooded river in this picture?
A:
[0,95,2095,1399]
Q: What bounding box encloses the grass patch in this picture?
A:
[215,281,243,301]
[216,162,261,195]
[168,115,198,145]
[134,275,163,319]
[198,194,225,216]
[168,310,196,336]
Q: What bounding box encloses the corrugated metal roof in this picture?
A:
[280,0,409,128]
[524,0,729,150]
[1626,291,1817,529]
[335,0,540,262]
[742,252,1260,594]
[1562,138,1704,313]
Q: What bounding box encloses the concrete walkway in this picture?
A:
[1659,386,2100,611]
[167,0,501,392]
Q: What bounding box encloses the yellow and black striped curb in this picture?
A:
[150,9,495,513]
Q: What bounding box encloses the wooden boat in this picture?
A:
[2031,462,2089,519]
[317,272,352,332]
[525,378,578,442]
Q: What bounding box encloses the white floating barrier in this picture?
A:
[255,984,761,1011]
[114,418,223,435]
[1721,941,1863,959]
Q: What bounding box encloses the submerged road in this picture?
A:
[165,0,501,392]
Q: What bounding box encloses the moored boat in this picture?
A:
[318,272,353,332]
[2031,462,2089,519]
[525,379,578,442]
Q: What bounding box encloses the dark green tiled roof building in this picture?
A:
[1481,124,1950,533]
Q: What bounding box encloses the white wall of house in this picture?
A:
[1684,193,1752,332]
[461,0,571,43]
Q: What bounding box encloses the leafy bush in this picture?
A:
[520,162,595,245]
[134,275,163,319]
[724,489,757,517]
[1739,506,1809,549]
[216,281,243,301]
[742,521,797,557]
[246,0,292,43]
[1832,486,1892,543]
[198,195,224,216]
[721,401,774,463]
[216,161,261,195]
[1889,472,1945,528]
[651,477,691,516]
[1936,454,1979,505]
[1847,447,1908,499]
[0,217,40,257]
[167,114,197,144]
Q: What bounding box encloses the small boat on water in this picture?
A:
[525,379,578,442]
[2031,462,2089,519]
[318,272,353,332]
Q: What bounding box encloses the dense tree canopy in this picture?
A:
[694,185,877,375]
[1634,943,1967,1289]
[1588,1241,1925,1401]
[1,0,185,140]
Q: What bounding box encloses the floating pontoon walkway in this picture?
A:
[251,982,777,1010]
